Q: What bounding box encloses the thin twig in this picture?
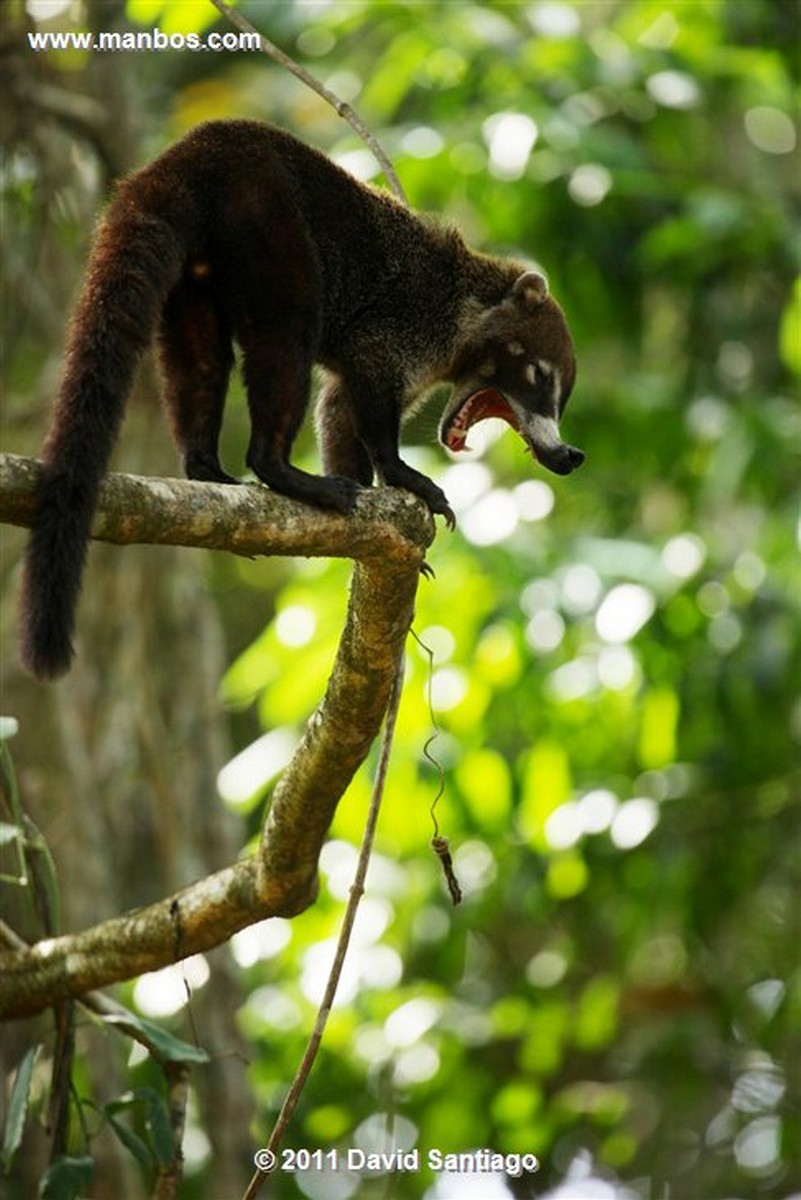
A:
[410,628,462,905]
[207,0,408,204]
[409,629,446,836]
[152,1063,190,1200]
[241,660,406,1200]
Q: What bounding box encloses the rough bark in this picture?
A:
[0,451,434,1019]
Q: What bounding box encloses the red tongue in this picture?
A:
[445,389,518,452]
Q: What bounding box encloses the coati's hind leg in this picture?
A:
[158,273,236,484]
[223,209,359,515]
[316,377,374,485]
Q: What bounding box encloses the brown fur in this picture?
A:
[20,119,579,679]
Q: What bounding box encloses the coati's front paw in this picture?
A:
[378,462,456,529]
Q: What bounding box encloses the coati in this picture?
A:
[19,119,582,681]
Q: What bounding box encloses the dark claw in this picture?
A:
[420,561,436,579]
[431,499,456,530]
[423,489,456,530]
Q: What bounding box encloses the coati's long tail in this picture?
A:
[20,208,185,680]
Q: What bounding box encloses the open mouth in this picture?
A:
[441,387,585,475]
[440,388,521,453]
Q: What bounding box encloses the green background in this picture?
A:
[3,1,799,1197]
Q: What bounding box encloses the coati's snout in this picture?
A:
[541,443,585,475]
[521,413,585,475]
[441,271,584,476]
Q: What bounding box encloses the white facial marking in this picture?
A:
[536,360,562,408]
[507,340,525,356]
[527,414,562,449]
[524,362,538,386]
[551,367,563,409]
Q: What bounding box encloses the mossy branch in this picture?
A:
[0,452,434,1019]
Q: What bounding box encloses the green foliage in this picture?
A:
[206,3,798,1196]
[1,1045,40,1174]
[38,1156,94,1200]
[13,0,800,1195]
[0,731,195,1196]
[100,1014,210,1066]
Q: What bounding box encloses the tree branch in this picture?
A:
[0,453,435,1019]
[207,0,408,204]
[0,453,431,565]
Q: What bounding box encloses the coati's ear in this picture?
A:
[467,270,551,345]
[512,271,549,310]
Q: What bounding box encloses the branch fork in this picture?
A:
[0,452,434,1019]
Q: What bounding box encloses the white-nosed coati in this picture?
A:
[20,119,582,681]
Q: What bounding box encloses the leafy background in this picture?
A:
[2,1,799,1197]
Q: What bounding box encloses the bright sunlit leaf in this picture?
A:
[638,687,680,769]
[519,740,572,850]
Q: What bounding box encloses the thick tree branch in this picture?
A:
[0,452,435,1019]
[0,452,432,565]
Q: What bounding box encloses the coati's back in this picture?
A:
[160,121,469,335]
[20,119,581,681]
[18,119,437,680]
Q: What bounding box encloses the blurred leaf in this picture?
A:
[638,687,680,769]
[38,1157,94,1200]
[546,852,589,899]
[127,0,217,35]
[456,747,512,830]
[519,741,572,850]
[101,1013,209,1064]
[574,975,620,1050]
[105,1112,153,1168]
[779,277,801,376]
[2,1045,39,1172]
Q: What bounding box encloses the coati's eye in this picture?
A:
[533,359,564,412]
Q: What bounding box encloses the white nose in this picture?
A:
[525,414,584,475]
